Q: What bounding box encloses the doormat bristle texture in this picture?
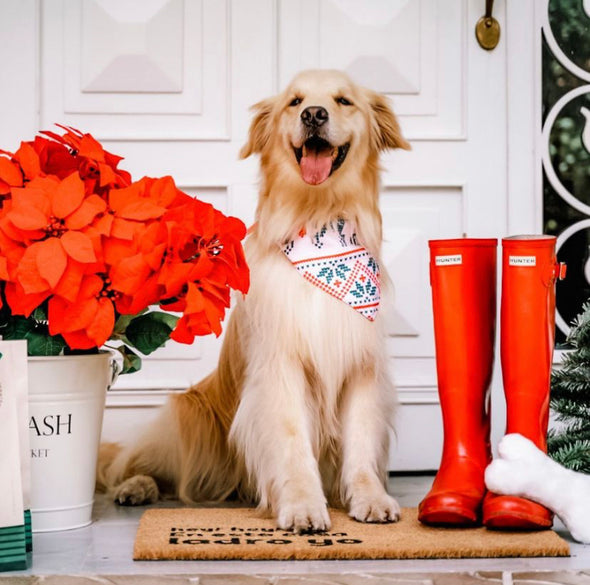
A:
[133,507,570,561]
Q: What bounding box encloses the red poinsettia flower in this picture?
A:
[97,175,180,242]
[4,281,50,317]
[39,125,131,190]
[168,270,232,343]
[108,194,248,343]
[3,172,104,303]
[11,142,42,182]
[0,125,249,357]
[48,274,116,349]
[0,154,23,197]
[157,201,248,342]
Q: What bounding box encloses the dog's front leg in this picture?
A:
[340,371,400,523]
[230,360,331,533]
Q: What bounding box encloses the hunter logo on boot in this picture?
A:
[509,255,536,267]
[435,255,462,266]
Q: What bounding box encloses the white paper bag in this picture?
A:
[0,341,28,571]
[7,341,31,551]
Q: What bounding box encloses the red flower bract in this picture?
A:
[110,190,249,341]
[0,126,249,351]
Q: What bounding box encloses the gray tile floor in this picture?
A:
[3,476,590,582]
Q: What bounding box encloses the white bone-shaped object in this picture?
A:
[485,433,590,544]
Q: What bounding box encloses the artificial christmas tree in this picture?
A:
[548,300,590,473]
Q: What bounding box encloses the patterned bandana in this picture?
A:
[282,220,380,321]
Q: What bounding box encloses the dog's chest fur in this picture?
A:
[240,241,386,429]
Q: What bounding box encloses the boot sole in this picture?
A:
[418,507,480,527]
[484,511,553,531]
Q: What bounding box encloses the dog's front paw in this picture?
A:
[276,499,331,533]
[112,474,159,506]
[349,492,401,523]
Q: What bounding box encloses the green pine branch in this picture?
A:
[552,362,590,384]
[549,299,590,472]
[567,300,590,347]
[551,399,590,421]
[551,369,590,399]
[555,346,590,368]
[548,439,590,473]
[548,420,590,451]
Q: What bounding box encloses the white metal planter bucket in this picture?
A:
[27,352,117,532]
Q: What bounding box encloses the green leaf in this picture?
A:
[112,310,147,337]
[1,316,36,339]
[125,311,179,356]
[0,316,67,356]
[150,311,179,329]
[115,345,142,375]
[31,305,48,323]
[25,330,66,356]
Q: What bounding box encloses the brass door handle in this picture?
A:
[476,0,500,50]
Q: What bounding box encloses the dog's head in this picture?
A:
[240,70,410,187]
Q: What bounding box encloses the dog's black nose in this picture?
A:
[301,106,329,128]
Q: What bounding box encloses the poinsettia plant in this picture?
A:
[0,126,249,373]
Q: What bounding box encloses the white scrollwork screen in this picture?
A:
[542,0,590,342]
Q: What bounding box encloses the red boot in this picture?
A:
[483,235,566,530]
[418,238,497,526]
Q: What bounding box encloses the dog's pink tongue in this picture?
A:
[300,153,332,185]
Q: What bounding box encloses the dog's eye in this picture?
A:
[289,97,302,107]
[335,96,353,106]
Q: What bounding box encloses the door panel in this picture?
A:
[0,0,509,471]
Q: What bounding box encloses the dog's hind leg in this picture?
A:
[98,381,239,505]
[98,310,247,506]
[339,368,400,523]
[98,401,181,505]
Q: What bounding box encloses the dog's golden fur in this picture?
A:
[98,70,410,532]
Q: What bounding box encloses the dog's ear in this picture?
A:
[239,97,276,159]
[368,91,411,152]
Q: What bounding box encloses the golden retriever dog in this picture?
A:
[98,69,410,532]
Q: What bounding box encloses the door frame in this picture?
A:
[506,0,539,236]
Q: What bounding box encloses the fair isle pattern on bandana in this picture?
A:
[282,220,380,321]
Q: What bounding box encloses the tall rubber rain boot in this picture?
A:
[418,238,497,526]
[483,234,566,530]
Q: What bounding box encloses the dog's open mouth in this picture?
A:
[293,137,350,186]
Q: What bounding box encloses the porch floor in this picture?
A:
[3,476,590,584]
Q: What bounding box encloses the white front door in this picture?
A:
[0,0,515,470]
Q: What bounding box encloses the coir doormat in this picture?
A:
[133,507,570,561]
